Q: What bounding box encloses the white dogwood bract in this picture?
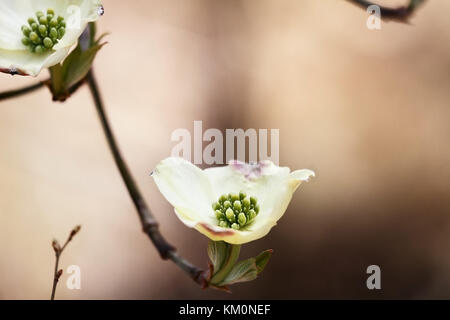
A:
[152,157,314,244]
[0,0,103,76]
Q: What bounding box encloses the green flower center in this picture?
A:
[21,9,66,54]
[212,192,260,230]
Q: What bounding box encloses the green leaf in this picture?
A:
[49,63,63,96]
[94,32,110,46]
[48,22,107,101]
[210,244,241,285]
[61,42,106,90]
[88,22,97,46]
[60,45,81,81]
[255,249,273,274]
[207,241,230,275]
[219,258,258,286]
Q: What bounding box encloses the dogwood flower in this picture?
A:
[0,0,103,76]
[152,157,314,244]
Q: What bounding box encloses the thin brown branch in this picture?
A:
[50,225,81,300]
[346,0,426,22]
[0,76,87,103]
[86,70,206,286]
[0,80,47,101]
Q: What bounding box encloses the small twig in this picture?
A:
[86,70,206,286]
[0,81,47,101]
[50,225,81,300]
[346,0,426,22]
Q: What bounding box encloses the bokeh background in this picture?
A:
[1,0,449,299]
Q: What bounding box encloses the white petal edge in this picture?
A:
[290,169,315,182]
[0,47,70,76]
[152,157,216,225]
[54,0,103,50]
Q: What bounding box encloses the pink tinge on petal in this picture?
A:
[229,160,271,180]
[0,67,29,76]
[200,223,236,237]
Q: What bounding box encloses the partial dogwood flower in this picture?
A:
[152,157,314,244]
[0,0,103,76]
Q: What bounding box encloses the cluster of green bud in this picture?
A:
[21,9,66,54]
[212,192,260,230]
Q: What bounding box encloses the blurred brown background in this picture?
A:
[1,0,450,299]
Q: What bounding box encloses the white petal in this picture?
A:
[190,219,272,244]
[54,0,103,50]
[290,169,315,182]
[0,47,70,76]
[0,0,33,50]
[152,157,216,224]
[204,165,251,199]
[28,0,69,14]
